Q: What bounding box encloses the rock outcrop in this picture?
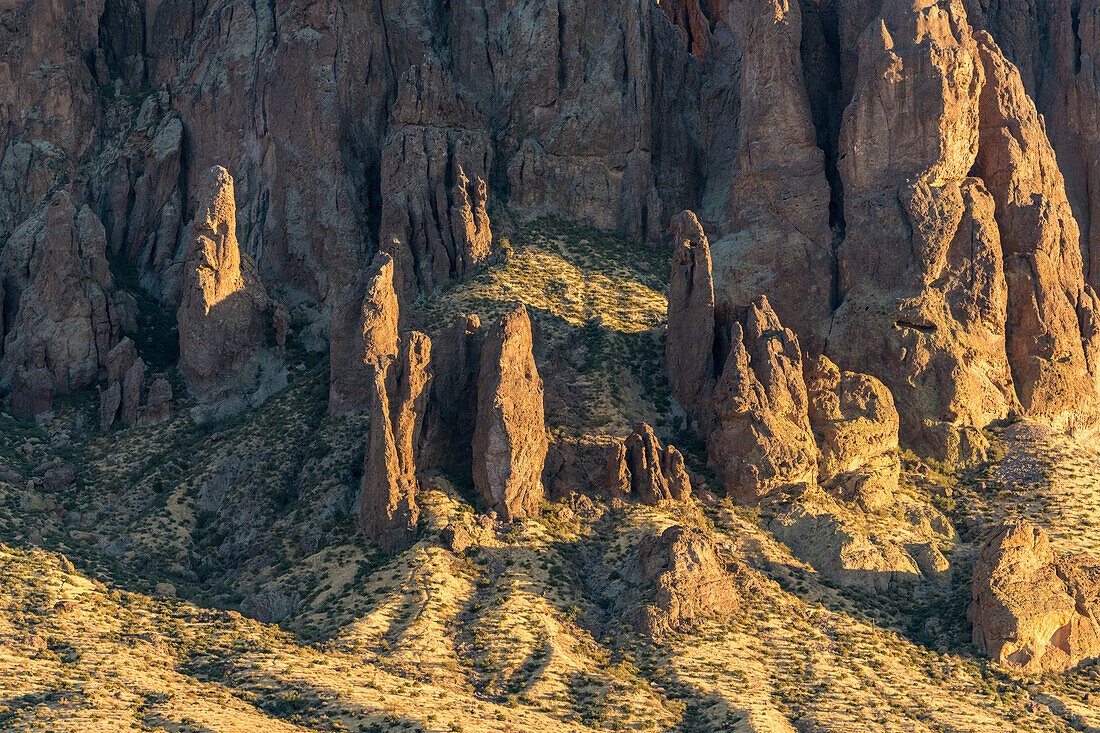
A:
[0,191,136,417]
[176,166,286,422]
[328,252,401,416]
[98,337,172,430]
[472,306,548,521]
[807,355,900,512]
[630,525,754,638]
[666,210,717,432]
[971,522,1100,673]
[602,424,691,505]
[358,332,433,554]
[379,61,494,303]
[709,296,819,501]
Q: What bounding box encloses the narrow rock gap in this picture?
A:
[798,0,846,313]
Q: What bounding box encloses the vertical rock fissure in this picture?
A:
[798,0,846,312]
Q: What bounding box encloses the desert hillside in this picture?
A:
[5,0,1100,731]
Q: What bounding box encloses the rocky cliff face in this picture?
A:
[177,166,286,421]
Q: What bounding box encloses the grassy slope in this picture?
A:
[0,219,1095,731]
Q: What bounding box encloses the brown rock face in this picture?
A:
[328,252,401,416]
[139,373,173,425]
[631,525,753,638]
[709,296,818,501]
[176,166,285,420]
[0,191,136,417]
[807,355,900,512]
[472,306,548,521]
[602,424,691,506]
[973,33,1100,433]
[828,0,1019,464]
[358,332,433,554]
[971,522,1100,673]
[666,211,717,432]
[380,61,494,303]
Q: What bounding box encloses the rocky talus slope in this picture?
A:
[6,0,1100,730]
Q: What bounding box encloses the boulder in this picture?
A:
[602,423,691,505]
[176,166,285,420]
[472,306,548,521]
[328,251,400,416]
[630,525,755,638]
[709,296,818,501]
[807,355,900,512]
[971,521,1100,673]
[139,373,173,425]
[358,332,433,554]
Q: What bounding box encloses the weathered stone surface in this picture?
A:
[828,0,1020,464]
[971,522,1100,673]
[176,166,285,420]
[99,381,122,432]
[380,61,493,303]
[543,435,617,503]
[973,32,1100,435]
[328,252,400,416]
[666,210,716,432]
[709,296,818,501]
[358,332,433,554]
[120,356,145,426]
[0,191,136,416]
[807,355,900,512]
[630,525,754,638]
[139,373,173,425]
[602,424,691,506]
[442,522,474,554]
[472,306,548,521]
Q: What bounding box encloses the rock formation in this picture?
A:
[472,306,548,521]
[0,191,136,417]
[602,424,691,505]
[379,61,494,303]
[630,525,754,638]
[709,296,819,501]
[358,332,433,554]
[666,210,717,432]
[807,355,900,512]
[176,166,286,422]
[328,252,400,416]
[971,522,1100,673]
[98,337,171,430]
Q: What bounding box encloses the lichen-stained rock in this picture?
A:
[358,332,433,554]
[971,522,1100,673]
[829,0,1019,464]
[974,33,1100,434]
[709,296,818,501]
[328,252,400,416]
[602,423,692,505]
[379,61,493,304]
[472,306,548,521]
[666,210,717,432]
[0,191,136,417]
[807,355,900,512]
[630,525,755,638]
[176,166,285,421]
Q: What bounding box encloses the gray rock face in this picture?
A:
[1,191,136,417]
